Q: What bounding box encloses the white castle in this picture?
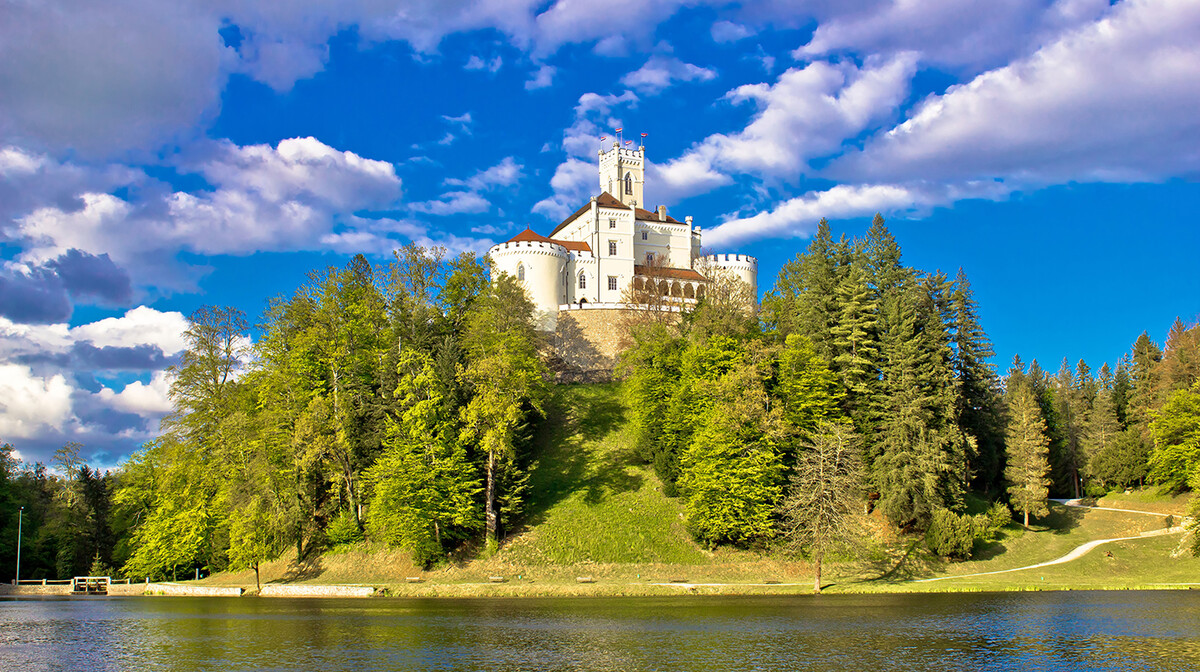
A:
[489,141,757,330]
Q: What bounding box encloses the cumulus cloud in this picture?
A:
[445,156,524,191]
[525,64,557,90]
[832,0,1200,184]
[70,306,190,355]
[409,191,490,215]
[621,56,717,95]
[648,53,917,204]
[711,20,754,43]
[0,364,74,439]
[705,181,1011,247]
[465,54,504,72]
[95,370,174,416]
[14,137,403,266]
[797,0,1111,72]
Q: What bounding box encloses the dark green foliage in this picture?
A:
[950,268,1004,490]
[925,509,976,559]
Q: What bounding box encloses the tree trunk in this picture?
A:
[254,563,260,592]
[485,451,497,545]
[813,549,823,594]
[1024,508,1029,528]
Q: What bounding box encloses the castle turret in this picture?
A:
[489,229,570,330]
[703,253,758,297]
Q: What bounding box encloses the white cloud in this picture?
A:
[0,364,74,439]
[532,158,597,219]
[445,156,524,191]
[95,370,174,416]
[705,181,1010,247]
[621,56,717,94]
[648,54,917,203]
[70,306,189,355]
[465,54,503,72]
[797,0,1111,72]
[409,191,490,216]
[834,0,1200,184]
[14,137,403,264]
[711,20,753,43]
[525,64,557,90]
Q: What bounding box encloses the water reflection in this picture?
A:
[2,592,1199,671]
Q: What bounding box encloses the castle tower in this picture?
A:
[598,141,644,208]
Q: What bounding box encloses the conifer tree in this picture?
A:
[1081,384,1121,491]
[779,420,863,593]
[1005,384,1051,527]
[762,218,844,358]
[874,281,964,528]
[830,255,879,431]
[1128,332,1163,435]
[950,268,1003,489]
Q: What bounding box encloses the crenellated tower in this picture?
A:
[598,142,644,208]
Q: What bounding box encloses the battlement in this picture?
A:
[490,240,569,257]
[705,253,758,266]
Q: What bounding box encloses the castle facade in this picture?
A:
[489,141,757,330]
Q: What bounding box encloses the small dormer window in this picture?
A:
[624,172,633,195]
[517,263,525,281]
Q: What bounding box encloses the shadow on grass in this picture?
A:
[1038,503,1086,535]
[858,539,940,583]
[275,555,324,583]
[521,385,642,525]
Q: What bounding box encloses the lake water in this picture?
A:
[3,591,1199,671]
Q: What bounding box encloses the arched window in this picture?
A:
[517,263,525,281]
[624,172,633,195]
[579,272,587,289]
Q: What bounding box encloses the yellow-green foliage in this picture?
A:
[502,384,708,565]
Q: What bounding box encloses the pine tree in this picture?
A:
[1005,384,1051,527]
[950,268,1003,490]
[1081,383,1121,492]
[1128,332,1163,436]
[830,255,879,430]
[873,280,965,528]
[762,218,844,358]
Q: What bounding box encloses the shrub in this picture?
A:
[926,509,976,560]
[326,509,363,547]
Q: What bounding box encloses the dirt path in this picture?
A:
[914,500,1186,584]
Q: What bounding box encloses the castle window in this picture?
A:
[609,240,617,256]
[641,231,647,240]
[609,218,617,229]
[579,272,586,289]
[608,276,618,291]
[517,263,525,281]
[624,172,632,195]
[646,252,655,263]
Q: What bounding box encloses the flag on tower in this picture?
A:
[600,136,607,141]
[614,127,623,133]
[624,140,631,145]
[640,133,647,137]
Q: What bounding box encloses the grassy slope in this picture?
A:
[201,383,1200,595]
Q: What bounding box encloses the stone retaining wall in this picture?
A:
[258,584,376,598]
[145,583,245,597]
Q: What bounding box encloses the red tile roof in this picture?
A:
[634,265,706,282]
[549,192,629,237]
[634,207,681,224]
[502,227,591,253]
[505,227,554,244]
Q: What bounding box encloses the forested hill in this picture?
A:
[1,218,1197,583]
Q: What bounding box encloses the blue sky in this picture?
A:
[1,0,1197,467]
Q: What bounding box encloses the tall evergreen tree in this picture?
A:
[950,268,1003,490]
[830,254,879,432]
[1005,384,1051,527]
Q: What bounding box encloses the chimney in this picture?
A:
[657,205,666,221]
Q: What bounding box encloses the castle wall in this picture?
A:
[552,307,635,371]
